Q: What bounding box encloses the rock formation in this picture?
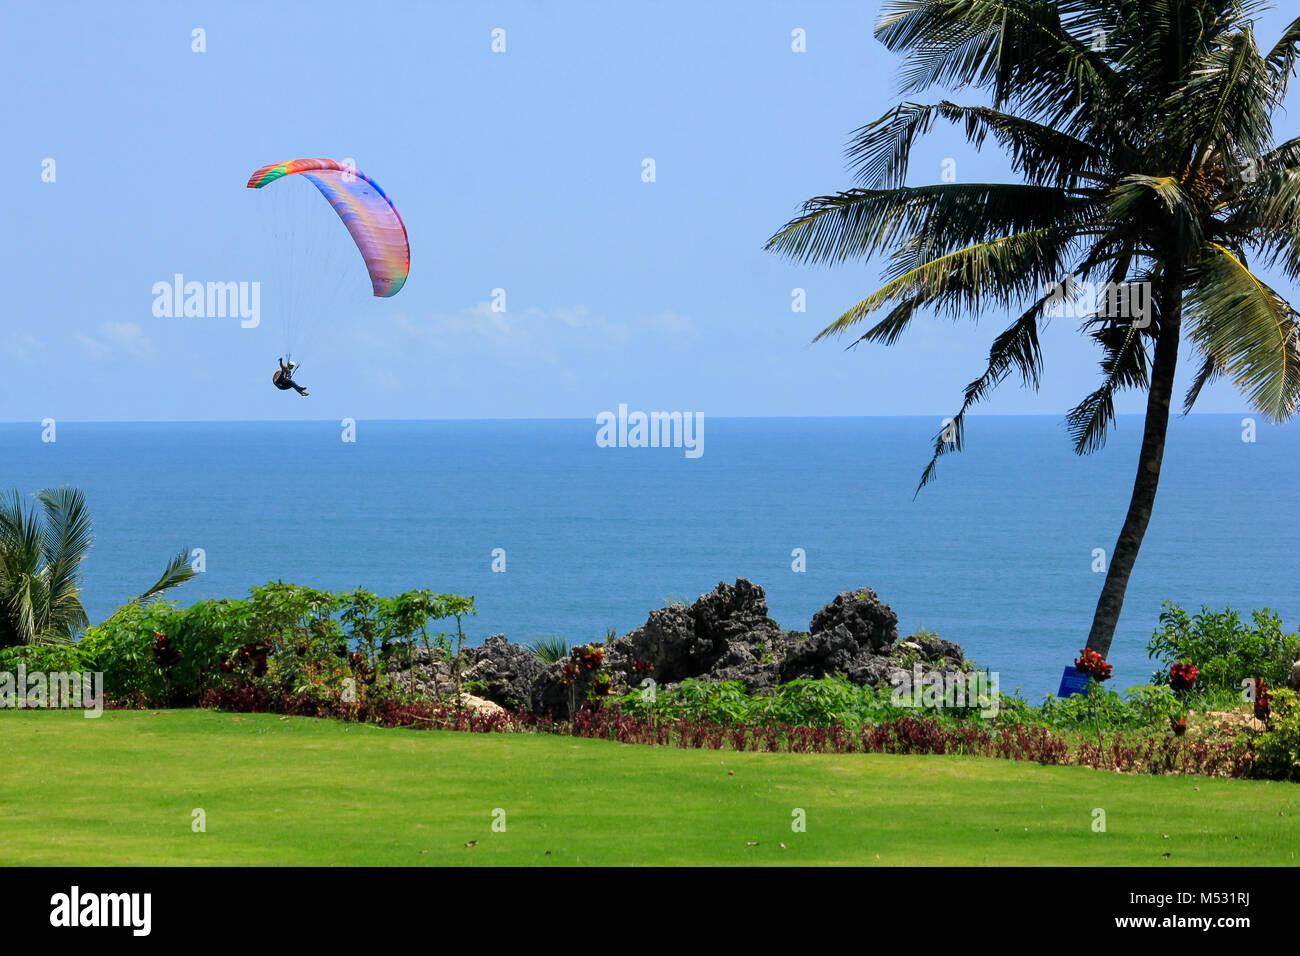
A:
[387,579,971,719]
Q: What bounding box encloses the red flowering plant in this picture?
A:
[1074,648,1113,683]
[1168,661,1199,692]
[1074,648,1112,747]
[1252,678,1272,722]
[1167,661,1199,737]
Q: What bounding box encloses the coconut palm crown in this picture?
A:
[0,487,195,646]
[767,0,1300,658]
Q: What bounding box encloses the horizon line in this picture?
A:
[0,411,1257,426]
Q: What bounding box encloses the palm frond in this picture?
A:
[813,227,1073,343]
[5,573,38,645]
[914,294,1048,493]
[1182,350,1222,413]
[1184,242,1300,421]
[37,487,92,639]
[1066,320,1151,454]
[875,0,1123,112]
[131,548,197,606]
[1264,16,1300,92]
[1105,175,1202,252]
[766,182,1089,268]
[0,491,45,646]
[1174,26,1275,170]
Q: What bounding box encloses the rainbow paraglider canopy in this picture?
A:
[247,158,409,297]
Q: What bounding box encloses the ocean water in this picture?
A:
[2,415,1295,700]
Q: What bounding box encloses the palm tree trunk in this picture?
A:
[1084,277,1183,658]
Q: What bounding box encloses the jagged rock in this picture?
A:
[809,587,899,652]
[392,579,969,719]
[384,645,457,700]
[463,634,547,713]
[919,637,965,667]
[1288,659,1300,691]
[615,579,782,684]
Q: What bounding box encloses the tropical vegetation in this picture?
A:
[766,0,1300,661]
[0,487,193,647]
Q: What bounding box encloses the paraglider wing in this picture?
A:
[246,159,409,297]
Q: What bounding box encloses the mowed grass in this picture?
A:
[1,709,1296,866]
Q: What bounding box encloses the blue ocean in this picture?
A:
[3,415,1295,700]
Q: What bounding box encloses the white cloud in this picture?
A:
[73,321,156,361]
[73,333,113,361]
[366,301,629,352]
[643,310,695,335]
[2,332,46,363]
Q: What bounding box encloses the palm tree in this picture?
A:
[767,0,1300,659]
[0,487,195,646]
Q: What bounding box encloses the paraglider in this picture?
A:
[247,158,409,394]
[272,357,308,397]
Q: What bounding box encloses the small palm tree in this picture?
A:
[525,635,571,664]
[768,0,1300,659]
[0,487,195,646]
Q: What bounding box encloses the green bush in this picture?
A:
[1252,688,1300,781]
[614,675,989,728]
[621,678,753,725]
[76,584,474,708]
[0,642,94,674]
[1147,603,1300,694]
[78,601,195,704]
[1036,684,1183,732]
[772,677,900,726]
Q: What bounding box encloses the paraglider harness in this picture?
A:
[273,357,308,396]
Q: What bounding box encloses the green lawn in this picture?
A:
[1,709,1296,865]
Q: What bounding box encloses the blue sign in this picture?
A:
[1057,665,1090,698]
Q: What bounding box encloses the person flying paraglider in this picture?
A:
[247,158,409,400]
[272,357,309,396]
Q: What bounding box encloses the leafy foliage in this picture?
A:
[1035,684,1183,732]
[1147,602,1300,693]
[525,635,570,664]
[768,0,1300,488]
[1252,687,1300,780]
[0,487,192,647]
[613,675,990,729]
[77,584,476,709]
[0,642,93,674]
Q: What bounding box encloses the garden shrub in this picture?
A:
[76,584,474,709]
[1035,683,1187,732]
[613,674,990,729]
[1148,603,1300,694]
[0,642,93,674]
[1252,688,1300,781]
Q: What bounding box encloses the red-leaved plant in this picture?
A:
[1169,661,1199,692]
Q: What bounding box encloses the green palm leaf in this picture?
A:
[0,487,195,647]
[131,548,198,606]
[1185,243,1300,420]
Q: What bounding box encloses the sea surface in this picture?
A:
[2,415,1295,700]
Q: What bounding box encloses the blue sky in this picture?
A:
[5,0,1300,422]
